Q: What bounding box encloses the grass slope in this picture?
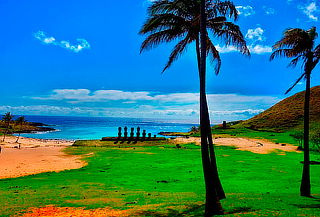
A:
[1,140,320,216]
[239,85,320,132]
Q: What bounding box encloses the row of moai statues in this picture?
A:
[116,127,156,143]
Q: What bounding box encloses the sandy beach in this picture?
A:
[0,136,86,179]
[173,136,300,154]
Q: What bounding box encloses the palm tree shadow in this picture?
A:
[137,204,203,217]
[136,205,254,217]
[293,196,320,208]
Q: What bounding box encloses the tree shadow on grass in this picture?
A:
[293,204,320,208]
[136,205,254,217]
[225,207,255,215]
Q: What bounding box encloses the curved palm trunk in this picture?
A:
[199,1,224,215]
[196,37,225,200]
[2,122,9,142]
[300,71,311,197]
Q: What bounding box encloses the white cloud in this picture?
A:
[33,31,90,53]
[2,90,282,122]
[31,89,280,106]
[217,27,272,55]
[215,45,238,53]
[216,44,272,54]
[249,45,272,54]
[236,5,255,17]
[245,27,265,41]
[299,2,318,21]
[263,6,276,15]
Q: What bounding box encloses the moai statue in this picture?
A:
[118,127,122,139]
[130,128,134,139]
[142,130,146,141]
[154,135,157,138]
[124,127,128,139]
[115,127,122,144]
[222,121,227,129]
[136,127,141,140]
[148,133,151,140]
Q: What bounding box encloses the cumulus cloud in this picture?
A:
[263,6,276,15]
[236,5,255,17]
[299,2,318,21]
[33,31,90,53]
[245,27,265,41]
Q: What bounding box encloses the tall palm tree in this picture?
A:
[270,27,320,197]
[140,0,249,215]
[2,112,13,142]
[15,116,26,143]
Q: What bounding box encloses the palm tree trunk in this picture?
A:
[16,123,22,143]
[2,123,9,142]
[199,0,224,215]
[16,133,21,143]
[196,36,225,200]
[300,71,311,197]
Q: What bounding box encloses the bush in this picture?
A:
[290,131,303,149]
[310,129,320,151]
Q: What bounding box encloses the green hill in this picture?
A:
[239,86,320,132]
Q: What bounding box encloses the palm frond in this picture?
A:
[139,13,189,35]
[208,21,250,55]
[270,49,302,61]
[208,0,238,21]
[206,36,221,75]
[285,73,306,94]
[140,29,186,53]
[162,35,192,73]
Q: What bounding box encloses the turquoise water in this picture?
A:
[18,115,197,140]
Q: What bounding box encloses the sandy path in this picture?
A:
[173,137,299,154]
[0,136,85,179]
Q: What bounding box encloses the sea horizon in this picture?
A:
[16,115,205,140]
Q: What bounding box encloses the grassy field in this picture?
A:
[1,137,320,216]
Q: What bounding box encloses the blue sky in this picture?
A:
[1,0,320,123]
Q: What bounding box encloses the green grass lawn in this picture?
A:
[1,140,320,216]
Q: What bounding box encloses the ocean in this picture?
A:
[18,115,197,140]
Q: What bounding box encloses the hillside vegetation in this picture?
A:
[239,86,320,132]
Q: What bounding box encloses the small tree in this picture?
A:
[290,131,304,150]
[15,116,26,143]
[2,112,13,142]
[310,128,320,151]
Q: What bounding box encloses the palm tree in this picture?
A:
[270,27,320,197]
[2,112,13,142]
[15,116,26,143]
[140,0,249,215]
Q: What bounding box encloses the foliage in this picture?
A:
[310,127,320,151]
[290,131,304,149]
[139,0,249,74]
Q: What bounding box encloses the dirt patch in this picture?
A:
[66,197,123,205]
[0,146,86,179]
[135,152,155,155]
[22,205,131,217]
[172,137,300,154]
